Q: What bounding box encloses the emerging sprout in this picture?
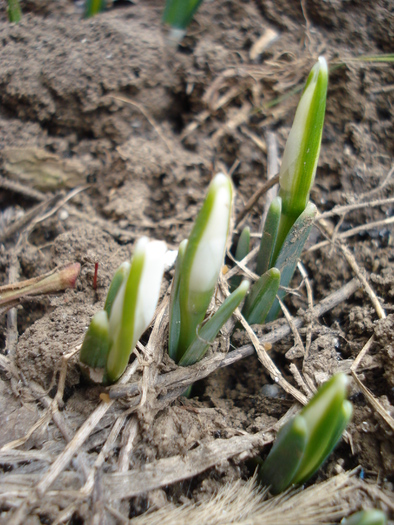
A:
[259,373,352,494]
[252,58,327,321]
[85,0,106,18]
[80,237,166,384]
[7,0,22,22]
[274,56,328,259]
[162,0,204,44]
[169,173,249,367]
[341,510,387,525]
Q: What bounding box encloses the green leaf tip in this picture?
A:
[173,173,233,362]
[279,56,328,222]
[342,510,387,525]
[259,373,352,494]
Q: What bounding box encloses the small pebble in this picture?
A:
[261,384,281,398]
[58,209,69,221]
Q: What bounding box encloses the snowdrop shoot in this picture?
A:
[106,237,167,383]
[169,173,242,365]
[259,373,352,494]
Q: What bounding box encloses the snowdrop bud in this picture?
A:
[177,173,233,354]
[279,56,328,220]
[106,237,167,383]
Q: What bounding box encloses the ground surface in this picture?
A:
[0,0,393,523]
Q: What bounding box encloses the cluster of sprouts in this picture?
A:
[77,57,378,507]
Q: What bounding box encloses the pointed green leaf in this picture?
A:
[104,261,130,319]
[230,226,250,292]
[242,268,280,325]
[259,415,308,494]
[256,197,281,276]
[266,202,317,322]
[79,310,110,369]
[179,280,250,366]
[168,240,188,362]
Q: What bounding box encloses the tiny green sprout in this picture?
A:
[259,373,352,494]
[242,268,280,325]
[80,237,166,384]
[274,56,328,260]
[85,0,106,18]
[342,510,387,525]
[162,0,204,44]
[230,226,250,292]
[169,173,237,365]
[7,0,22,22]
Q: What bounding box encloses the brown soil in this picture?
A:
[0,0,393,524]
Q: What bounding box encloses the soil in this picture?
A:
[0,0,393,524]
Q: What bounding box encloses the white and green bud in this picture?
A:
[106,237,167,383]
[171,173,233,363]
[279,56,328,221]
[342,510,387,525]
[259,373,352,494]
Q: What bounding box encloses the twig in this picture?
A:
[339,244,386,320]
[110,95,172,153]
[36,360,140,498]
[235,174,280,226]
[102,430,273,501]
[117,417,139,473]
[309,216,394,252]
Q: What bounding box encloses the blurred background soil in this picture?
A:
[0,0,393,523]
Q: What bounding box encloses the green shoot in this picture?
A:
[259,373,352,494]
[179,280,250,366]
[169,173,249,368]
[230,226,250,292]
[256,197,281,276]
[7,0,22,23]
[79,237,166,384]
[342,510,387,525]
[265,202,317,322]
[172,173,233,363]
[242,268,280,325]
[162,0,204,44]
[85,0,106,18]
[274,56,328,260]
